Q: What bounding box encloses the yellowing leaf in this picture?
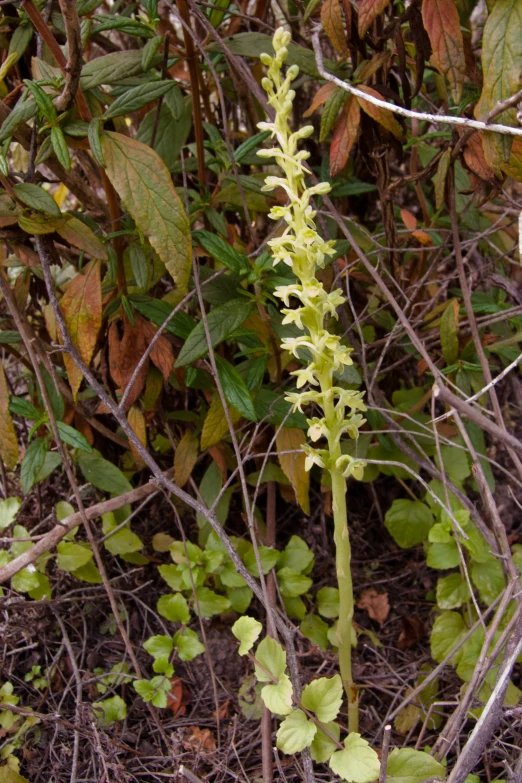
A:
[174,431,199,488]
[321,0,349,56]
[356,86,404,139]
[56,216,108,260]
[422,0,465,103]
[101,131,191,292]
[60,259,102,400]
[330,95,360,177]
[358,0,392,38]
[434,147,451,210]
[0,361,18,469]
[276,428,309,515]
[200,394,241,451]
[440,298,459,366]
[127,406,147,468]
[475,0,522,167]
[501,137,522,181]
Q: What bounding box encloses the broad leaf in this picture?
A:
[101,131,191,292]
[0,497,21,530]
[232,616,263,655]
[316,586,340,618]
[175,299,253,367]
[358,0,392,38]
[215,356,257,421]
[60,259,102,400]
[157,593,190,623]
[255,636,287,681]
[173,627,205,661]
[321,0,349,55]
[436,572,470,609]
[103,81,175,120]
[20,437,47,494]
[357,87,404,139]
[386,748,445,783]
[384,499,434,548]
[77,452,132,495]
[200,393,241,450]
[143,635,174,659]
[56,541,93,572]
[330,96,360,177]
[329,733,380,783]
[13,182,61,217]
[174,431,199,488]
[194,586,231,617]
[430,610,466,663]
[422,0,465,103]
[193,230,248,274]
[310,720,340,763]
[440,298,459,366]
[260,672,293,715]
[301,674,343,723]
[276,709,317,753]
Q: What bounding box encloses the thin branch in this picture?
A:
[54,0,84,113]
[311,30,522,138]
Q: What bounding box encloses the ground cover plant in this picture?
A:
[0,1,522,782]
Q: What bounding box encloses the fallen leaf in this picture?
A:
[357,588,390,625]
[167,676,189,716]
[182,726,216,753]
[397,615,426,649]
[394,697,421,734]
[60,259,102,400]
[213,700,230,720]
[276,428,310,515]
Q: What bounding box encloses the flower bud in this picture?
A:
[298,125,315,139]
[260,53,273,66]
[313,182,332,195]
[287,64,299,80]
[261,77,272,92]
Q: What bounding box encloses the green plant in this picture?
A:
[257,27,367,731]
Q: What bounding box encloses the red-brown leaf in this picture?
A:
[356,86,404,139]
[304,82,337,117]
[321,0,349,56]
[358,0,392,38]
[142,319,175,382]
[330,95,360,177]
[421,0,465,103]
[0,361,18,470]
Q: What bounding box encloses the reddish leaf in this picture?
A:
[461,132,495,182]
[303,82,337,117]
[167,676,189,716]
[108,318,149,409]
[422,0,465,103]
[182,726,216,752]
[321,0,349,56]
[357,588,390,626]
[60,259,102,400]
[356,86,404,139]
[358,0,392,38]
[400,208,417,230]
[276,428,310,515]
[330,95,360,177]
[397,615,426,649]
[142,319,175,382]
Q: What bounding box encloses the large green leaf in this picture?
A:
[77,452,132,495]
[175,299,252,367]
[101,132,191,292]
[386,748,445,783]
[207,33,341,79]
[215,356,257,421]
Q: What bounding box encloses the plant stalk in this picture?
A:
[330,465,358,732]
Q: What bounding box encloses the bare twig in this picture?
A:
[54,0,84,113]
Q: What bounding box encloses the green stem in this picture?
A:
[330,465,358,733]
